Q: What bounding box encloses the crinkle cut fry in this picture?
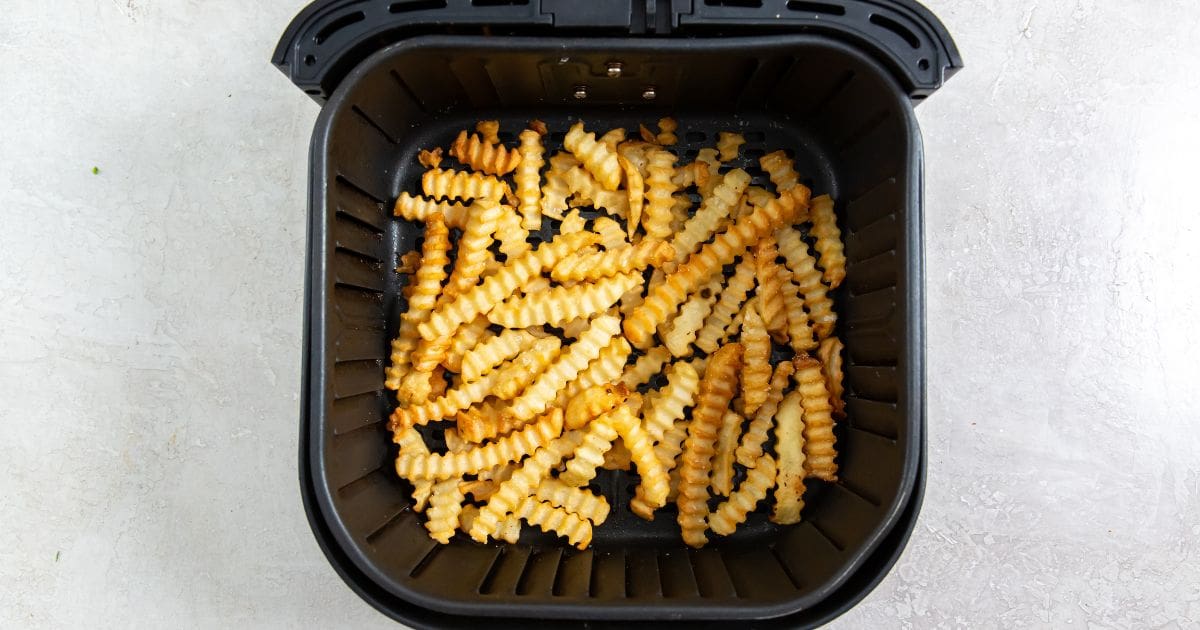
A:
[421,167,513,204]
[508,313,622,421]
[459,328,538,383]
[394,428,434,512]
[441,315,491,374]
[389,366,504,430]
[515,123,547,230]
[809,194,846,289]
[619,345,673,390]
[395,408,564,480]
[795,355,838,481]
[739,299,773,416]
[640,360,700,444]
[424,478,467,544]
[564,382,627,431]
[470,431,583,543]
[564,121,622,191]
[609,403,669,508]
[817,336,846,419]
[694,254,756,354]
[514,496,593,549]
[488,271,642,329]
[660,278,721,358]
[559,408,621,487]
[562,337,633,404]
[711,409,742,497]
[669,169,751,264]
[623,193,800,348]
[754,235,788,340]
[708,455,777,536]
[735,360,795,468]
[449,129,522,176]
[643,148,678,240]
[677,343,743,547]
[534,478,611,524]
[777,226,837,339]
[393,192,469,227]
[552,239,673,282]
[386,212,450,391]
[771,390,806,524]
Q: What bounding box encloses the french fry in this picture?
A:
[564,166,629,217]
[753,236,788,340]
[565,383,628,431]
[759,150,800,193]
[514,496,593,549]
[591,216,628,250]
[695,148,721,197]
[809,195,846,289]
[449,129,522,176]
[777,226,837,339]
[564,121,622,191]
[421,167,513,204]
[817,336,846,419]
[779,265,817,352]
[488,271,642,328]
[736,361,795,467]
[389,366,505,430]
[441,315,492,374]
[677,343,742,547]
[493,336,562,400]
[660,279,721,357]
[455,401,506,444]
[460,504,522,544]
[710,409,743,497]
[624,193,800,348]
[639,123,657,144]
[401,330,454,404]
[770,389,806,524]
[671,160,709,189]
[418,230,597,342]
[394,428,434,512]
[643,148,678,240]
[559,316,589,339]
[716,131,746,162]
[425,478,467,544]
[417,147,443,169]
[739,299,773,416]
[494,207,531,260]
[393,194,468,228]
[560,408,621,486]
[599,127,626,152]
[745,186,775,209]
[608,404,669,508]
[386,213,450,391]
[460,329,538,382]
[694,254,756,354]
[395,408,563,480]
[708,455,776,536]
[475,119,501,144]
[669,169,751,264]
[534,478,611,524]
[795,355,838,481]
[552,239,673,282]
[540,167,572,218]
[619,345,673,390]
[601,439,632,470]
[515,123,547,230]
[396,250,421,275]
[508,313,621,421]
[657,117,678,146]
[563,337,633,402]
[471,431,584,543]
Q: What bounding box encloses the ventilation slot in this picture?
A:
[473,0,529,5]
[390,0,447,13]
[704,0,763,6]
[870,13,921,49]
[786,1,846,15]
[314,11,364,45]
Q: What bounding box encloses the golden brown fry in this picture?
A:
[396,250,420,275]
[455,400,505,443]
[795,355,838,481]
[609,404,669,508]
[618,345,673,390]
[771,390,806,524]
[450,130,522,176]
[711,409,742,497]
[564,122,622,191]
[442,200,502,301]
[471,431,583,543]
[708,454,776,536]
[396,408,564,480]
[441,315,491,374]
[460,329,538,382]
[540,167,572,218]
[389,366,504,430]
[677,343,743,547]
[777,226,837,338]
[736,361,795,467]
[640,360,700,444]
[660,279,721,358]
[601,439,632,470]
[560,409,621,486]
[672,160,710,189]
[417,147,443,169]
[563,336,633,402]
[695,148,721,197]
[565,383,628,431]
[534,478,611,524]
[418,230,596,341]
[817,336,846,419]
[760,149,800,193]
[393,192,469,227]
[552,239,672,282]
[657,117,678,146]
[643,148,679,240]
[425,478,466,544]
[421,167,513,204]
[670,169,751,264]
[779,265,817,352]
[624,194,800,348]
[739,299,773,416]
[599,127,626,152]
[476,120,501,144]
[745,186,775,208]
[516,125,547,230]
[591,216,628,250]
[460,504,522,544]
[508,313,621,421]
[494,207,530,260]
[716,131,746,162]
[694,254,756,354]
[754,236,788,341]
[639,123,657,144]
[488,271,641,328]
[809,194,846,289]
[386,213,450,392]
[394,428,434,512]
[514,496,593,549]
[493,336,562,400]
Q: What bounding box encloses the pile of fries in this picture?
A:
[385,117,847,549]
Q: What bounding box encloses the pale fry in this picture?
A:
[779,265,817,352]
[670,169,751,264]
[609,404,669,508]
[739,299,773,416]
[640,360,700,444]
[422,167,513,204]
[657,117,678,146]
[565,383,628,431]
[386,213,450,391]
[591,216,628,250]
[619,345,673,390]
[770,390,806,524]
[441,200,502,301]
[736,361,795,467]
[708,455,776,536]
[494,207,531,259]
[552,239,673,282]
[677,343,742,547]
[795,355,838,481]
[809,194,846,289]
[449,129,522,176]
[514,496,593,549]
[563,337,633,402]
[471,432,583,543]
[488,271,642,328]
[660,279,721,357]
[777,226,837,339]
[710,409,743,497]
[389,366,504,430]
[460,329,538,382]
[508,313,621,421]
[564,121,622,191]
[560,409,621,486]
[425,478,467,544]
[534,478,611,524]
[515,123,547,230]
[493,336,561,400]
[441,315,491,374]
[395,408,564,480]
[716,131,746,162]
[694,254,756,354]
[393,192,469,227]
[643,148,679,240]
[817,336,846,419]
[394,427,434,512]
[759,150,800,193]
[475,119,501,144]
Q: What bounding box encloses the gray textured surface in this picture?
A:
[2,1,1198,628]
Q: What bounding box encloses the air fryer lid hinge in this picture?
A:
[274,0,960,103]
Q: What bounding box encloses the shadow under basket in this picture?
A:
[277,2,960,624]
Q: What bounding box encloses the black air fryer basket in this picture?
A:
[274,1,960,626]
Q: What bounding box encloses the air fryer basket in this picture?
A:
[277,1,959,623]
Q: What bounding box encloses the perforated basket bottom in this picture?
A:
[321,108,912,620]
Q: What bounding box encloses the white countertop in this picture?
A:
[3,1,1198,627]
